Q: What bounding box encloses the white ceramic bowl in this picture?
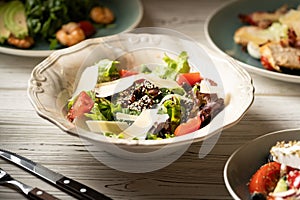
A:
[224,128,300,199]
[28,28,254,170]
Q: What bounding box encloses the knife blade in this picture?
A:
[0,149,112,200]
[0,168,60,200]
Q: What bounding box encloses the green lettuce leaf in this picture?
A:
[95,59,120,83]
[162,96,181,133]
[157,51,191,80]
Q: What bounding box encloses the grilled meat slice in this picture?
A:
[259,41,300,72]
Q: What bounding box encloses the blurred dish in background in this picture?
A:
[0,0,143,57]
[234,4,300,75]
[224,128,300,199]
[205,0,300,83]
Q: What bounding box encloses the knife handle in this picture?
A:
[28,187,60,200]
[56,177,112,200]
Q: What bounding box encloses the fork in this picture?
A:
[0,168,60,200]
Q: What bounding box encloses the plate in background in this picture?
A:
[224,128,300,199]
[0,0,143,57]
[205,0,300,83]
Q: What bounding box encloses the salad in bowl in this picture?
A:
[66,51,225,140]
[28,27,253,161]
[249,140,300,199]
[224,129,300,200]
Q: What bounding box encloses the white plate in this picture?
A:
[224,128,300,199]
[0,0,143,57]
[205,0,300,83]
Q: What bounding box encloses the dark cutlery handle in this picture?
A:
[56,176,112,200]
[28,187,60,200]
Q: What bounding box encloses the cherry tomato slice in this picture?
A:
[174,115,201,136]
[248,162,281,196]
[78,21,96,37]
[67,91,94,122]
[119,69,138,77]
[176,72,203,86]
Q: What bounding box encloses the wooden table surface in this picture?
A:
[1,0,300,199]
